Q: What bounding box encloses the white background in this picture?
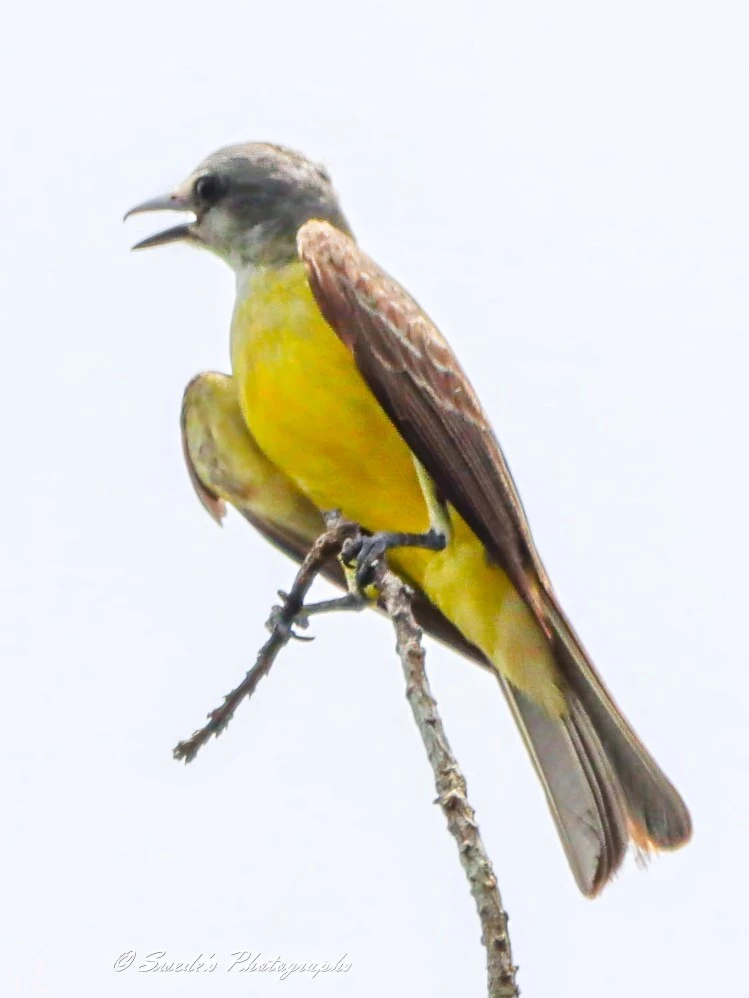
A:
[5,0,747,994]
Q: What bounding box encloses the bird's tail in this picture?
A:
[499,596,692,897]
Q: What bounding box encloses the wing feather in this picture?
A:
[299,220,552,622]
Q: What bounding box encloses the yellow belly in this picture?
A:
[230,261,562,711]
[232,262,423,533]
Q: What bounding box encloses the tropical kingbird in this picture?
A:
[127,143,691,896]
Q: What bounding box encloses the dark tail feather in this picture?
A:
[545,600,692,854]
[498,675,629,896]
[496,596,691,897]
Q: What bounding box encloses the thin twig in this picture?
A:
[173,514,519,996]
[173,513,358,763]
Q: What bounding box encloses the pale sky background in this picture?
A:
[5,0,748,994]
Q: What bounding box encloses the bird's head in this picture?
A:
[126,142,350,269]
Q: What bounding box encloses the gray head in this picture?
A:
[126,142,351,268]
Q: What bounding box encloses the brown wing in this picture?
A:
[180,377,337,568]
[181,387,228,527]
[298,220,553,624]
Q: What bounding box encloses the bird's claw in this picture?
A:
[342,533,388,590]
[267,591,315,642]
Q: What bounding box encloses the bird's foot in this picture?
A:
[342,528,447,590]
[267,593,316,641]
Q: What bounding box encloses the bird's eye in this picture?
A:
[194,174,226,204]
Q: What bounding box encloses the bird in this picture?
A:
[126,142,691,896]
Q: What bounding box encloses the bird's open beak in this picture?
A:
[124,193,197,250]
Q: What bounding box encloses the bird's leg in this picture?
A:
[346,459,452,589]
[288,591,370,620]
[271,586,366,640]
[276,569,369,633]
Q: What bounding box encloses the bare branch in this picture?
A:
[173,514,358,763]
[373,564,519,997]
[173,514,519,996]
